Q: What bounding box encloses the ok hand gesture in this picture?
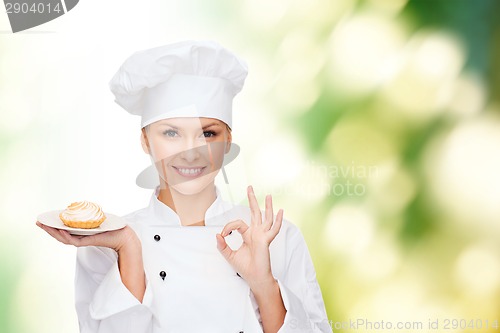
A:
[216,185,283,289]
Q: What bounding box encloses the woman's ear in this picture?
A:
[140,128,151,154]
[225,130,232,154]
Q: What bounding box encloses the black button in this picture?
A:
[160,271,166,280]
[154,235,161,241]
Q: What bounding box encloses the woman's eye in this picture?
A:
[203,131,217,138]
[162,129,178,137]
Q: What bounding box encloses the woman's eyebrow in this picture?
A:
[157,123,178,129]
[202,123,221,129]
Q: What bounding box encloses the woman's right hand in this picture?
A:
[36,221,138,253]
[36,222,146,302]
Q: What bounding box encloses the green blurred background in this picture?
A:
[1,0,499,332]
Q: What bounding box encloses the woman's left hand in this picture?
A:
[216,185,283,289]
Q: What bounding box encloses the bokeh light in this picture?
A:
[427,115,500,236]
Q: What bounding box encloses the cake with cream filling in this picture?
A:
[59,201,106,229]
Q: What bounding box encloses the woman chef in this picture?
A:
[37,41,332,333]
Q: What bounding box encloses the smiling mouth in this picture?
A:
[172,166,207,178]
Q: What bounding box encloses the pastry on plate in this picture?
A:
[59,201,106,229]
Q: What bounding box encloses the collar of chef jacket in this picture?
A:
[147,185,233,226]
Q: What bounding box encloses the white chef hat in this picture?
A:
[109,40,248,129]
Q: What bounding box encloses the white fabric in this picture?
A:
[141,74,233,128]
[74,186,332,333]
[108,41,248,129]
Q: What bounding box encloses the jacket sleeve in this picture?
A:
[275,226,332,333]
[75,246,154,333]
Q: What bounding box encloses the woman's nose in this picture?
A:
[179,139,206,162]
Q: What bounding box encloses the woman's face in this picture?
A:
[141,117,232,195]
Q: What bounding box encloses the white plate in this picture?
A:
[37,210,127,235]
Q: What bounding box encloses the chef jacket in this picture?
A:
[74,186,332,333]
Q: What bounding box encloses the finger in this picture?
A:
[216,233,234,263]
[264,194,273,229]
[37,223,71,244]
[58,229,77,245]
[37,221,105,247]
[58,229,87,246]
[247,185,262,225]
[269,209,284,239]
[221,219,249,237]
[39,223,89,247]
[74,234,101,247]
